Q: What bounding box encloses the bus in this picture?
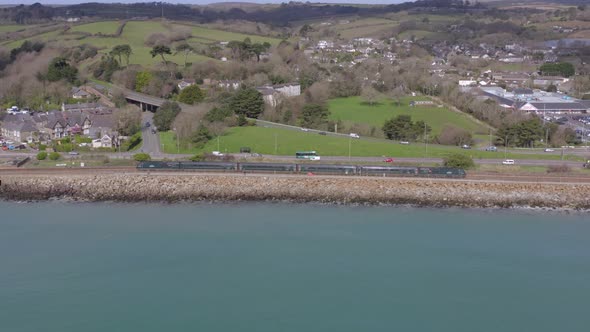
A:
[295,151,320,160]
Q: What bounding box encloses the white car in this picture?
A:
[502,159,515,165]
[301,128,309,132]
[400,141,410,145]
[349,133,360,139]
[212,151,224,157]
[544,148,554,152]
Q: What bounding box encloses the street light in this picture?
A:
[348,136,352,161]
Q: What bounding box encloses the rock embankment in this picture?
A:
[1,173,589,209]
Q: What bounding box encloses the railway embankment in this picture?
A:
[1,173,589,210]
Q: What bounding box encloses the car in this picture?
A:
[485,146,497,152]
[544,148,554,152]
[212,151,224,156]
[145,122,151,128]
[400,141,410,145]
[502,159,515,165]
[461,144,471,149]
[318,132,327,135]
[384,158,394,163]
[151,128,157,134]
[68,151,79,155]
[349,133,360,139]
[301,128,309,132]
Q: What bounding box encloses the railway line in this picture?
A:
[2,165,590,184]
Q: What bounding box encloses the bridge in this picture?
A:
[123,89,166,111]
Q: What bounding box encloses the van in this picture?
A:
[349,133,360,139]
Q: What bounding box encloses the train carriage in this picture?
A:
[298,164,358,175]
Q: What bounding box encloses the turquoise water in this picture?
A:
[1,202,589,332]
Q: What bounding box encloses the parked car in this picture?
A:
[383,158,394,163]
[486,146,497,152]
[349,133,360,139]
[502,159,515,165]
[544,148,554,152]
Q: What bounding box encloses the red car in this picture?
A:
[383,158,394,163]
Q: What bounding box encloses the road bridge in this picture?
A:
[123,90,166,111]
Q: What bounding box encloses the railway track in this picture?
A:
[2,167,590,184]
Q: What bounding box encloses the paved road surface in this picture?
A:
[139,112,161,155]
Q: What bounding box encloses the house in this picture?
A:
[257,87,279,107]
[459,80,477,87]
[177,79,196,90]
[256,83,301,107]
[92,134,114,148]
[218,80,241,90]
[0,120,38,143]
[71,87,91,99]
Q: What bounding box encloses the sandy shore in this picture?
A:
[1,172,589,209]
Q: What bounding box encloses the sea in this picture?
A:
[1,201,589,332]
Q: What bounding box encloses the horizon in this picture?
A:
[0,0,408,5]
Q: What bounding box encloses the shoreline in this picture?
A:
[1,173,589,210]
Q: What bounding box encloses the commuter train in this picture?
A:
[137,161,467,178]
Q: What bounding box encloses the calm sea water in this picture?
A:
[1,202,589,332]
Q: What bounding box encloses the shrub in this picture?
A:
[133,153,151,162]
[189,153,204,161]
[36,151,47,160]
[547,164,571,173]
[443,153,475,169]
[48,152,61,161]
[38,144,47,151]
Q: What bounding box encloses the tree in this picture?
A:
[382,115,430,141]
[115,106,142,136]
[46,57,78,84]
[299,24,313,37]
[178,85,205,105]
[443,153,475,169]
[92,54,120,81]
[229,87,264,118]
[133,153,151,161]
[36,151,47,160]
[539,62,575,77]
[390,86,405,106]
[175,43,194,67]
[150,45,172,64]
[437,125,473,146]
[135,71,152,92]
[111,44,132,66]
[361,86,380,105]
[48,152,61,161]
[300,103,330,128]
[190,124,213,147]
[153,101,181,131]
[546,84,557,92]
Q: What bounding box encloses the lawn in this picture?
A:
[180,24,282,45]
[159,126,576,161]
[70,21,121,35]
[328,96,488,136]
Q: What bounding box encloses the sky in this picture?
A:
[1,0,407,5]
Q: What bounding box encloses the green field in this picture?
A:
[0,25,31,33]
[159,126,577,161]
[2,20,280,66]
[328,96,488,136]
[69,21,121,35]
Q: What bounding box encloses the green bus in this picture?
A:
[295,151,320,160]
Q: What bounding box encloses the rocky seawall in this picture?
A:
[1,173,589,209]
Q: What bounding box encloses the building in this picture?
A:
[177,79,196,90]
[71,87,91,99]
[256,83,301,107]
[480,87,589,114]
[0,120,38,143]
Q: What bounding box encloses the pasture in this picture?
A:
[328,96,488,136]
[0,24,31,33]
[159,126,567,161]
[2,20,280,67]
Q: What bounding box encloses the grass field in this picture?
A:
[328,96,488,136]
[0,25,31,33]
[159,126,577,161]
[2,20,280,66]
[69,21,121,35]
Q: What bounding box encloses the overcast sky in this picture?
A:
[1,0,407,5]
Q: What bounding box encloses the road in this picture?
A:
[139,112,162,156]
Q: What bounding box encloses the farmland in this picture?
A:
[0,24,31,33]
[328,96,488,136]
[159,126,571,161]
[1,20,281,67]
